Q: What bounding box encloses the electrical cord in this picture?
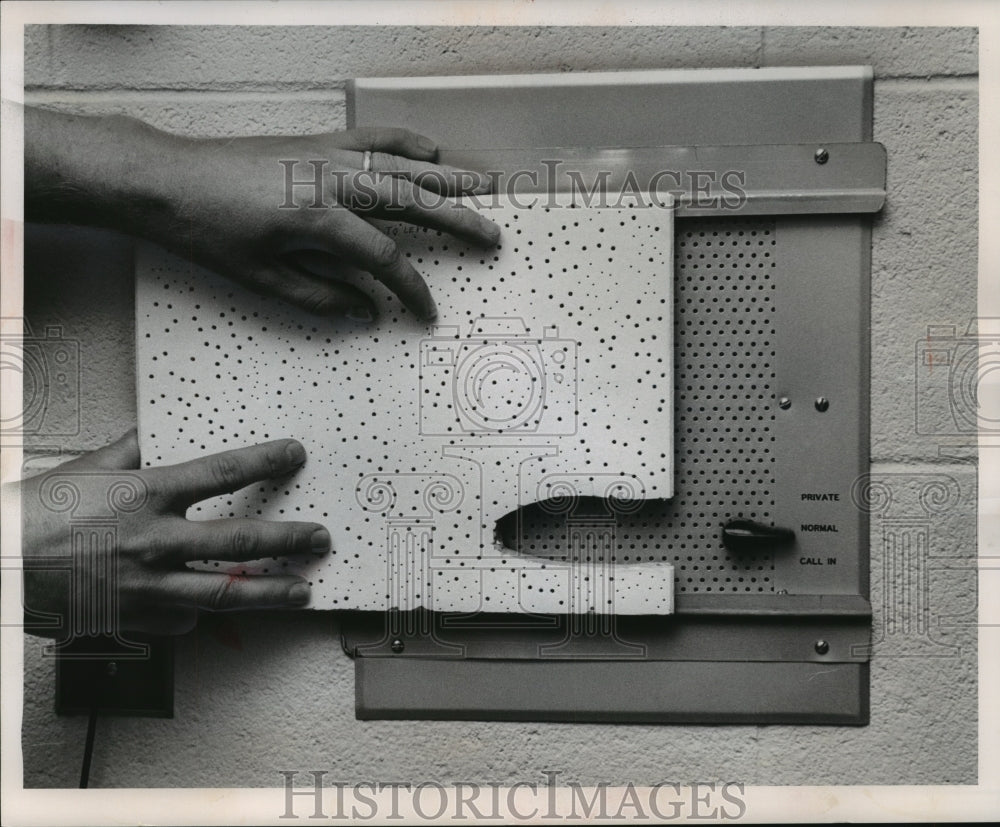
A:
[78,661,111,789]
[78,698,98,788]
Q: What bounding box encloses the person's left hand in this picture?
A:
[19,430,329,638]
[133,124,501,322]
[24,107,501,323]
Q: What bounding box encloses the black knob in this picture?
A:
[722,519,795,554]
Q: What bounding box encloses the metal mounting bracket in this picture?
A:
[436,143,886,216]
[343,65,877,724]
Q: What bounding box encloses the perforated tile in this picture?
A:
[511,219,777,593]
[136,199,675,613]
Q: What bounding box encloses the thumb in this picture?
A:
[66,428,141,471]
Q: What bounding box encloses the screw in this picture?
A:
[778,397,792,410]
[106,661,118,677]
[815,397,830,412]
[390,638,404,654]
[814,148,829,165]
[814,640,830,655]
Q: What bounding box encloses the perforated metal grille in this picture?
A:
[517,218,777,593]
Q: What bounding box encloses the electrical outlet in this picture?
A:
[54,635,174,717]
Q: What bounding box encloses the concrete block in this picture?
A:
[21,635,89,788]
[763,26,978,78]
[21,464,977,787]
[23,25,53,89]
[18,96,346,460]
[23,94,347,138]
[870,80,978,462]
[860,463,978,785]
[22,611,761,788]
[28,25,762,91]
[23,80,979,469]
[16,26,982,795]
[22,224,136,454]
[748,463,977,784]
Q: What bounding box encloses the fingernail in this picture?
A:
[288,582,311,605]
[311,527,331,553]
[415,134,437,154]
[347,305,375,323]
[285,441,307,467]
[472,174,493,195]
[484,220,501,244]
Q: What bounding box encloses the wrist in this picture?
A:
[102,116,195,240]
[24,107,192,238]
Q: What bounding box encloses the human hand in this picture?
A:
[164,129,499,321]
[18,430,328,638]
[148,127,501,322]
[26,108,500,321]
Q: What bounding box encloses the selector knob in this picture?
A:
[722,519,795,554]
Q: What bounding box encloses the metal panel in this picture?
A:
[342,610,871,663]
[346,66,874,723]
[356,659,868,724]
[348,66,873,147]
[771,217,870,596]
[434,144,886,216]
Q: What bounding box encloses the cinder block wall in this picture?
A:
[21,26,978,787]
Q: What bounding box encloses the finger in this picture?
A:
[327,126,438,161]
[155,571,312,611]
[365,153,492,195]
[62,429,140,471]
[252,258,377,322]
[342,174,501,248]
[152,439,307,507]
[161,517,331,563]
[317,208,437,321]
